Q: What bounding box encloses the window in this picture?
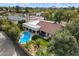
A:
[29,29,32,32]
[33,30,35,33]
[26,28,28,30]
[37,31,40,34]
[47,33,49,36]
[40,31,46,37]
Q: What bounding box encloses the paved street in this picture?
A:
[0,31,28,56]
[12,41,29,56]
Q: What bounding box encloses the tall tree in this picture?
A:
[15,6,21,13]
[65,19,79,43]
[48,29,79,56]
[54,10,64,24]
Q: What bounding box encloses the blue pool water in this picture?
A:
[19,31,30,44]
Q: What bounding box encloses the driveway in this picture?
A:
[0,31,28,56]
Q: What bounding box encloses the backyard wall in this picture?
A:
[17,42,33,56]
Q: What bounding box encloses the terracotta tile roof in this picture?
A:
[0,11,7,14]
[37,21,62,34]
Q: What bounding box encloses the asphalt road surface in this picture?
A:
[12,41,29,56]
[0,31,29,56]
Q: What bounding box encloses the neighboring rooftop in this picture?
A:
[7,14,27,21]
[0,11,7,14]
[28,13,44,21]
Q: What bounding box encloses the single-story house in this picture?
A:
[0,11,7,15]
[23,20,62,39]
[7,14,27,24]
[27,13,44,22]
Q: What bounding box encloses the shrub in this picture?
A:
[35,47,49,56]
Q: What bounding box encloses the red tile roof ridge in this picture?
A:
[37,20,62,34]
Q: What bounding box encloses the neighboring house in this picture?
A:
[23,20,62,39]
[0,11,7,15]
[0,11,8,20]
[8,10,16,13]
[28,13,44,21]
[7,14,27,24]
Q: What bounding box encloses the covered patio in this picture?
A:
[23,22,41,34]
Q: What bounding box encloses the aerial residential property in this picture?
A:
[0,3,79,56]
[23,20,62,39]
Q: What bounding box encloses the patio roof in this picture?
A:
[23,22,41,31]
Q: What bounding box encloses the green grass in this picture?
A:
[25,35,48,48]
[24,35,49,55]
[32,35,48,47]
[35,47,49,56]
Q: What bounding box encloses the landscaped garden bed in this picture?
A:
[17,35,49,55]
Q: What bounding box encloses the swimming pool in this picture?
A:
[19,31,30,44]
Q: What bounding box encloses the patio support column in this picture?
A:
[32,30,33,33]
[25,28,26,31]
[23,27,26,31]
[46,33,48,37]
[35,31,38,35]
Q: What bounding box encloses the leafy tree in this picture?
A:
[48,29,79,56]
[54,10,64,24]
[15,6,21,13]
[65,19,79,42]
[64,10,78,23]
[9,22,21,38]
[41,11,53,21]
[25,7,29,13]
[8,26,21,39]
[0,20,21,41]
[0,20,11,32]
[64,13,72,22]
[18,20,26,30]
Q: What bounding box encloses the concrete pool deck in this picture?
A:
[0,31,28,56]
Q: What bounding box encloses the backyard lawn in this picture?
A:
[23,35,49,55]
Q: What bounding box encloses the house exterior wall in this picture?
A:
[23,26,52,39]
